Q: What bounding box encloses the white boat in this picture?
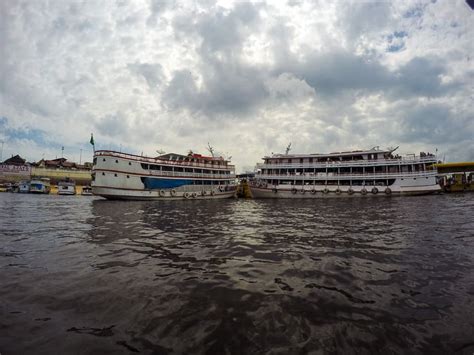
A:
[81,186,93,195]
[18,181,30,193]
[249,147,441,198]
[29,178,51,194]
[57,179,76,195]
[92,150,237,200]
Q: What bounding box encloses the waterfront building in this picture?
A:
[92,150,237,200]
[249,147,440,198]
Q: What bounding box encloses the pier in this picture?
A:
[435,162,474,192]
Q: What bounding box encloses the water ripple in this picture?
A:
[0,193,473,354]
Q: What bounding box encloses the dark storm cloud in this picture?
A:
[276,51,459,100]
[397,103,473,144]
[163,2,268,117]
[163,0,461,121]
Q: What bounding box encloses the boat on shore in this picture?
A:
[249,146,440,198]
[18,181,30,193]
[58,179,76,195]
[29,178,51,194]
[92,150,237,200]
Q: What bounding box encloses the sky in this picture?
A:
[0,0,473,172]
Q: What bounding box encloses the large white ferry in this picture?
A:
[249,147,440,198]
[92,150,237,200]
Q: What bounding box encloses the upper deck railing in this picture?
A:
[95,150,235,171]
[256,170,437,180]
[256,156,437,170]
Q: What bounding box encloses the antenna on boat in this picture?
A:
[285,143,292,155]
[207,143,215,157]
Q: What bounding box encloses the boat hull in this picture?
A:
[92,186,236,200]
[249,184,441,198]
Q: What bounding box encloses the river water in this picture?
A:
[1,193,473,354]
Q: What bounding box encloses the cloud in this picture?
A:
[128,62,165,90]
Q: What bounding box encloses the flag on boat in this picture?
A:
[90,133,95,152]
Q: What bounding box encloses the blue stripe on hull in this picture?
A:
[142,177,193,189]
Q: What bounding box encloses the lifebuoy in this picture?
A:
[202,190,207,196]
[159,189,166,197]
[335,188,341,194]
[311,189,317,194]
[385,187,392,195]
[192,192,198,198]
[184,192,190,199]
[291,188,297,194]
[361,188,367,195]
[170,189,177,196]
[348,188,354,195]
[210,190,215,196]
[372,187,379,194]
[300,189,305,194]
[323,188,329,194]
[219,185,225,192]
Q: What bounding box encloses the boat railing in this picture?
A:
[256,156,437,169]
[95,150,235,170]
[257,170,437,179]
[147,170,236,179]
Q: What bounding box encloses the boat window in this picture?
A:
[116,160,119,163]
[103,158,106,162]
[102,172,105,176]
[129,162,132,165]
[114,174,117,177]
[127,175,130,178]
